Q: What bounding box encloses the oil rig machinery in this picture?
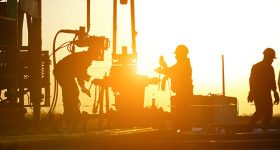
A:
[50,0,166,126]
[0,0,165,126]
[0,0,49,122]
[0,0,238,129]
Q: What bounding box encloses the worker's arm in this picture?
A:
[278,71,280,93]
[155,56,169,75]
[273,91,279,105]
[154,67,168,75]
[272,68,279,105]
[248,66,256,103]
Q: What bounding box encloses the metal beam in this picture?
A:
[29,0,42,121]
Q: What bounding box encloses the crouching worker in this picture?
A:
[53,50,93,125]
[155,44,193,130]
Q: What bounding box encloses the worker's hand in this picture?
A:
[159,56,167,68]
[274,92,279,105]
[154,67,164,74]
[82,88,91,97]
[247,91,254,103]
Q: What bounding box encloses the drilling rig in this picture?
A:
[84,0,168,126]
[0,0,237,130]
[48,0,165,127]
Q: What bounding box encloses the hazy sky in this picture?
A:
[36,0,280,115]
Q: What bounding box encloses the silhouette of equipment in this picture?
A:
[81,0,170,126]
[0,1,50,122]
[49,0,110,116]
[0,0,238,130]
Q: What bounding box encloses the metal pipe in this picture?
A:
[6,0,18,107]
[130,0,136,57]
[31,0,42,121]
[222,54,225,96]
[87,0,90,33]
[112,0,117,58]
[105,87,109,113]
[99,87,104,114]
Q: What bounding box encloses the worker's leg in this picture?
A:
[59,78,81,124]
[171,95,191,131]
[248,99,263,130]
[170,96,179,130]
[262,96,273,130]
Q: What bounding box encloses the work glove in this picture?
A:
[274,92,279,105]
[247,91,254,103]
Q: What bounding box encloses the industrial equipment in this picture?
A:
[0,0,238,131]
[0,0,49,121]
[49,0,110,116]
[47,0,167,127]
[189,95,238,127]
[81,0,168,126]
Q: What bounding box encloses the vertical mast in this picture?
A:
[222,54,225,96]
[130,0,136,57]
[112,0,117,58]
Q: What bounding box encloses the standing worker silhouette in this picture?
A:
[155,44,193,130]
[247,48,279,131]
[53,50,93,125]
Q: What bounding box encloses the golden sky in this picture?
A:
[32,0,280,115]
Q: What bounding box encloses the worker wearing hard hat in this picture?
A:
[155,44,193,130]
[247,48,279,131]
[53,50,93,125]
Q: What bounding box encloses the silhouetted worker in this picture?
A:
[53,50,93,124]
[247,48,279,131]
[155,45,193,130]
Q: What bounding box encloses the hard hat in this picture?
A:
[263,48,276,59]
[174,45,189,55]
